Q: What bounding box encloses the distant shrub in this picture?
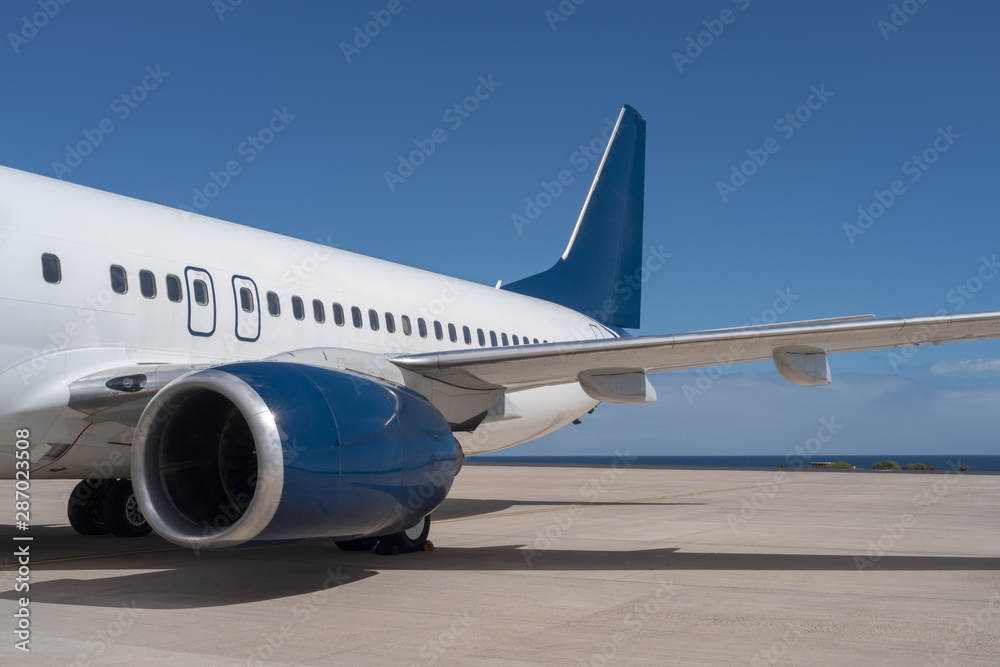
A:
[903,462,935,471]
[827,461,854,469]
[959,465,969,472]
[872,459,901,470]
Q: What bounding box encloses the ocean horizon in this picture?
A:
[467,454,1000,472]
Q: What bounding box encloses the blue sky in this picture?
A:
[2,1,998,455]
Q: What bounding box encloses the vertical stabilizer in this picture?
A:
[503,105,646,329]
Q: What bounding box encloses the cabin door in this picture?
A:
[185,267,216,337]
[232,275,261,342]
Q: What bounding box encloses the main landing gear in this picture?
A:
[335,515,432,556]
[68,478,152,537]
[67,478,430,552]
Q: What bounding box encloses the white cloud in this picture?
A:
[930,358,1000,374]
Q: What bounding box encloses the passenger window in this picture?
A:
[193,279,209,305]
[401,315,412,336]
[292,296,304,320]
[166,275,183,302]
[447,323,457,343]
[501,333,509,346]
[352,306,362,328]
[41,253,61,284]
[533,338,539,344]
[267,292,280,316]
[418,318,428,338]
[139,270,156,298]
[313,299,325,323]
[490,331,498,347]
[110,265,128,294]
[478,328,486,347]
[333,303,344,326]
[369,309,380,331]
[433,321,443,341]
[240,287,255,313]
[385,312,395,334]
[463,326,471,345]
[512,335,519,345]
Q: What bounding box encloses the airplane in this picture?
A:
[2,105,999,555]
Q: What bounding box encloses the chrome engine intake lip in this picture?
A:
[132,369,284,550]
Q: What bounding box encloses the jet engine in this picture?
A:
[131,362,457,550]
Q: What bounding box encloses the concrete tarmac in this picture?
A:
[1,464,999,666]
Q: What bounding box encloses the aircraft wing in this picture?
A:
[390,310,1000,403]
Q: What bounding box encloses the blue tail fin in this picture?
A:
[503,105,646,329]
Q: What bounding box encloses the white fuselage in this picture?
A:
[0,167,610,479]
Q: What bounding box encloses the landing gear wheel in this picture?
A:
[334,537,379,552]
[103,479,152,537]
[67,479,112,535]
[375,515,431,555]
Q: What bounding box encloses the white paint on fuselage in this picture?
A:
[0,167,605,477]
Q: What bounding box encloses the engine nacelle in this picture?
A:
[131,362,457,550]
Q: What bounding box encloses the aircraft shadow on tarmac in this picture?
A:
[1,540,998,611]
[2,520,999,610]
[431,497,707,520]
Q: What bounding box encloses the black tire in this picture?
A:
[376,515,430,555]
[103,479,153,537]
[334,537,379,551]
[67,479,112,536]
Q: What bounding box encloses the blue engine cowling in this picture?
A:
[131,362,457,550]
